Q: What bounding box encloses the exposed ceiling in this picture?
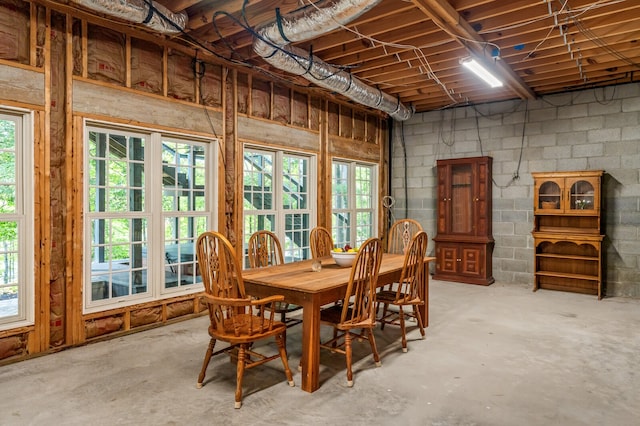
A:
[76,0,640,115]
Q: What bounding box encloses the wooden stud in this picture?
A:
[125,35,131,88]
[162,46,168,97]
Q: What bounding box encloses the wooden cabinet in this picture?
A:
[531,170,604,299]
[433,156,494,285]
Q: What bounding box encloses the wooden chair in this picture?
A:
[377,231,428,352]
[377,218,424,303]
[387,218,423,254]
[195,231,294,409]
[310,226,334,258]
[319,237,383,387]
[247,230,302,327]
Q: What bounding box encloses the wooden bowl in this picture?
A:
[541,201,558,209]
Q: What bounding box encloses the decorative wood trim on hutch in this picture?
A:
[531,170,605,299]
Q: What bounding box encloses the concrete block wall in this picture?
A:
[390,82,640,298]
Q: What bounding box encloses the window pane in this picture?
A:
[162,139,209,290]
[331,161,376,248]
[89,218,149,301]
[333,212,351,248]
[0,112,29,325]
[244,151,273,210]
[88,130,146,213]
[0,118,17,214]
[0,221,19,319]
[332,162,349,209]
[283,156,308,209]
[284,213,310,262]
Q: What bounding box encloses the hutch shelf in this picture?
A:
[433,156,494,285]
[531,170,604,299]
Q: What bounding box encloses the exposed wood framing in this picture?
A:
[0,0,387,362]
[411,0,535,100]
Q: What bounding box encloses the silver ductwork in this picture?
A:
[70,0,187,34]
[254,0,413,121]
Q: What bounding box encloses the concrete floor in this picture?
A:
[1,280,639,426]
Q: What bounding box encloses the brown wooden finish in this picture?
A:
[242,253,435,392]
[531,170,605,299]
[319,237,383,387]
[378,231,428,353]
[195,231,295,409]
[433,156,494,285]
[310,226,334,259]
[387,218,423,254]
[248,230,285,268]
[247,230,302,326]
[44,0,640,115]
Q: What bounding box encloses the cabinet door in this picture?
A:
[474,159,491,236]
[450,163,473,234]
[460,246,485,278]
[565,176,599,213]
[436,244,458,274]
[436,164,450,234]
[535,177,563,212]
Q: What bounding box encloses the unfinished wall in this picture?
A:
[0,0,388,363]
[391,82,640,298]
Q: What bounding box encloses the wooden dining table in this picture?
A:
[242,253,435,393]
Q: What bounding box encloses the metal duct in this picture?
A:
[254,0,413,121]
[70,0,187,34]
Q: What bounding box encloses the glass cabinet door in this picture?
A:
[567,178,597,212]
[450,164,473,233]
[537,180,561,211]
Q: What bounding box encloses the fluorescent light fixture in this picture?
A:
[461,58,503,88]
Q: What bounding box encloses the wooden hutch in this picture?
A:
[531,170,605,299]
[433,156,494,285]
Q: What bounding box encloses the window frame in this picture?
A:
[83,121,217,314]
[0,107,35,331]
[242,145,317,266]
[331,159,378,249]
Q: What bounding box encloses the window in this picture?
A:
[243,148,315,266]
[85,123,216,312]
[331,160,377,248]
[0,109,34,330]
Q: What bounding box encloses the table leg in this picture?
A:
[299,296,321,392]
[418,260,431,327]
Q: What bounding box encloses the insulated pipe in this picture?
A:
[70,0,187,34]
[253,0,413,121]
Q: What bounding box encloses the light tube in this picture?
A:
[461,58,503,88]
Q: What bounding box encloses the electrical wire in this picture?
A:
[298,0,458,103]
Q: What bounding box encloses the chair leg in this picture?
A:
[275,331,295,387]
[367,328,382,367]
[414,305,426,339]
[345,331,353,387]
[380,302,389,330]
[399,307,408,352]
[197,338,216,388]
[234,344,247,409]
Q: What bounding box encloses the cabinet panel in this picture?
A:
[437,245,458,274]
[460,246,483,277]
[434,156,494,285]
[451,164,473,234]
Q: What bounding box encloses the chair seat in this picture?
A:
[270,301,302,313]
[320,303,374,330]
[209,314,287,343]
[377,290,423,306]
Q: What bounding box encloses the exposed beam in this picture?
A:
[411,0,535,100]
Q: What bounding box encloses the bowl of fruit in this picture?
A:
[331,244,358,267]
